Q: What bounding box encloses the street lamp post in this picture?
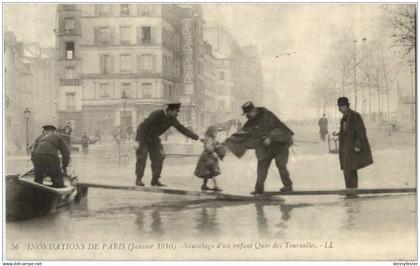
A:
[121,90,128,138]
[24,107,31,154]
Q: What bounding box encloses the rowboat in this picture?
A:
[6,169,78,221]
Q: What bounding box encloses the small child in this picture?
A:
[194,125,225,192]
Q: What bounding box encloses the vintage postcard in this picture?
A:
[3,2,417,262]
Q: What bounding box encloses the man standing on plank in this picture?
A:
[334,97,373,188]
[226,101,294,195]
[134,103,199,187]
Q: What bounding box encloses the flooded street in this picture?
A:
[5,127,417,260]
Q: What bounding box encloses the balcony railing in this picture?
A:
[65,105,76,112]
[60,79,80,86]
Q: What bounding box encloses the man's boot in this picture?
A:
[136,178,145,186]
[151,177,166,187]
[279,185,293,192]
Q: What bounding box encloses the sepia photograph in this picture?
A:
[2,2,417,262]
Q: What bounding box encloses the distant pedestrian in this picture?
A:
[94,129,102,144]
[81,132,90,153]
[318,114,328,141]
[334,97,373,189]
[126,125,134,141]
[111,126,120,144]
[194,125,225,192]
[62,121,73,147]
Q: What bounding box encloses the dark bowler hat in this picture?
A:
[337,97,350,107]
[242,101,255,115]
[42,125,57,131]
[166,102,181,111]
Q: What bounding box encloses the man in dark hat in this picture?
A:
[335,97,373,188]
[135,102,199,187]
[31,125,71,188]
[227,101,295,195]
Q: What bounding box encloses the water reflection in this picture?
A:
[255,201,311,238]
[194,206,220,237]
[341,196,362,230]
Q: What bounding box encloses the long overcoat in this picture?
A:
[226,107,294,161]
[338,109,373,170]
[318,117,328,134]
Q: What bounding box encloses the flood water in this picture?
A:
[5,129,417,260]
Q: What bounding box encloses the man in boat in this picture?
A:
[134,102,199,187]
[31,125,70,188]
[333,97,373,188]
[225,101,295,195]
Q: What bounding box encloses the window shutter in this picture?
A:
[94,4,99,16]
[94,27,99,45]
[99,54,104,74]
[152,54,157,73]
[59,17,65,34]
[110,27,116,46]
[110,55,115,73]
[136,26,141,45]
[136,54,141,73]
[151,26,156,45]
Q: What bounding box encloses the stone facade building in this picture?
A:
[5,32,57,152]
[56,4,263,136]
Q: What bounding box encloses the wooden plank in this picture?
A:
[18,177,76,196]
[77,182,416,200]
[76,182,272,201]
[263,188,416,196]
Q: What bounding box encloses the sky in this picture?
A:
[4,3,398,120]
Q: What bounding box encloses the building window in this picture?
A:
[66,93,75,111]
[65,67,76,79]
[138,4,153,15]
[142,54,152,72]
[120,26,130,45]
[100,54,111,74]
[99,83,110,98]
[65,42,74,60]
[99,27,110,46]
[142,83,152,98]
[65,18,75,30]
[63,4,76,11]
[218,100,225,111]
[141,27,151,44]
[220,71,225,80]
[122,83,131,98]
[120,4,129,16]
[217,86,227,96]
[120,54,131,73]
[99,4,111,16]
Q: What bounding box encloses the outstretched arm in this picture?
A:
[172,118,199,140]
[58,136,70,169]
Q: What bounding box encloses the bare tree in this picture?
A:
[386,5,416,56]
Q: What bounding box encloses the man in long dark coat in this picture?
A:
[225,101,295,195]
[135,103,199,187]
[336,97,373,188]
[31,125,70,188]
[318,114,328,141]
